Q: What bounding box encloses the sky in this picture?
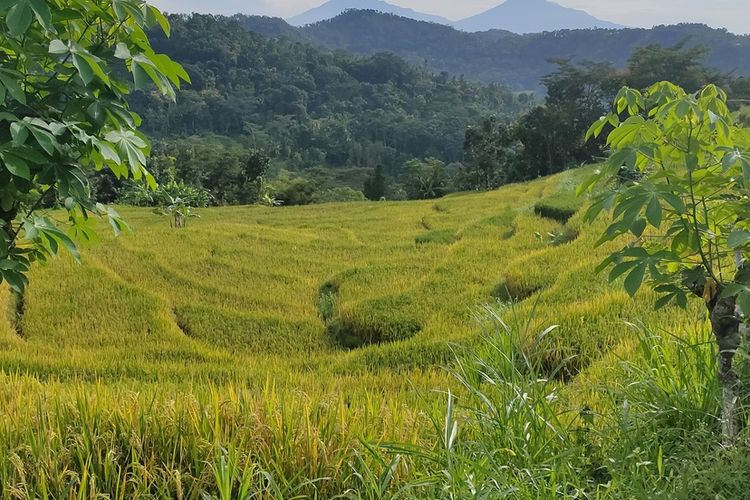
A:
[149,0,750,35]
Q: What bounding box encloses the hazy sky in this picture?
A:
[149,0,750,34]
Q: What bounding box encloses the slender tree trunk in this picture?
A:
[710,296,742,446]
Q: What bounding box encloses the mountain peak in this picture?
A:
[288,0,451,27]
[454,0,624,33]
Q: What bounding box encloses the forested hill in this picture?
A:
[241,10,750,90]
[131,14,528,171]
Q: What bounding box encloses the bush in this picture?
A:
[401,158,452,200]
[273,175,316,206]
[316,280,340,322]
[312,187,366,204]
[120,181,212,208]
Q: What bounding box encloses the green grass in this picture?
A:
[0,166,746,497]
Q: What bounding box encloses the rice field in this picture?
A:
[0,168,740,498]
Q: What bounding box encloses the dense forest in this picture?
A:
[240,10,750,91]
[128,15,529,179]
[109,12,750,207]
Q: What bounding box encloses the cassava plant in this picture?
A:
[581,81,750,444]
[0,0,188,292]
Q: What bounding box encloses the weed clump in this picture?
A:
[317,280,340,322]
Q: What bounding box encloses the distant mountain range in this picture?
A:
[288,0,623,33]
[239,10,750,91]
[288,0,451,27]
[454,0,623,33]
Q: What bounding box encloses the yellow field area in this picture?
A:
[0,169,703,496]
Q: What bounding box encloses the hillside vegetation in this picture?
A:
[3,169,741,497]
[243,11,750,90]
[131,14,526,172]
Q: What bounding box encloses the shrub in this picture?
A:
[120,181,213,208]
[312,187,366,204]
[271,171,317,206]
[356,309,731,498]
[363,165,387,201]
[317,280,340,322]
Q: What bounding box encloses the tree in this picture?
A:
[401,158,450,200]
[581,81,750,445]
[0,1,188,292]
[513,60,616,181]
[363,165,386,200]
[625,42,724,93]
[240,149,270,204]
[459,116,516,190]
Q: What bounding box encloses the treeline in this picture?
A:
[100,14,750,208]
[286,10,750,91]
[458,43,750,189]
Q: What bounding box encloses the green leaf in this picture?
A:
[0,72,27,105]
[720,283,747,300]
[2,269,28,294]
[132,62,150,90]
[72,53,95,86]
[2,154,30,180]
[80,53,110,86]
[727,230,750,249]
[28,0,51,30]
[654,294,675,309]
[10,122,28,146]
[630,218,647,238]
[646,197,662,228]
[146,5,171,36]
[609,260,636,281]
[49,39,69,55]
[31,217,81,262]
[6,1,33,37]
[739,291,750,317]
[29,127,57,156]
[624,264,646,297]
[114,43,131,60]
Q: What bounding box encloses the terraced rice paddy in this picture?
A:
[0,168,714,497]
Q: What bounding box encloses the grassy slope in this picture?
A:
[0,168,714,496]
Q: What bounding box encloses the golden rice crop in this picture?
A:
[0,167,710,497]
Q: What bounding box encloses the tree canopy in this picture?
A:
[0,0,187,292]
[582,81,750,443]
[129,14,529,174]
